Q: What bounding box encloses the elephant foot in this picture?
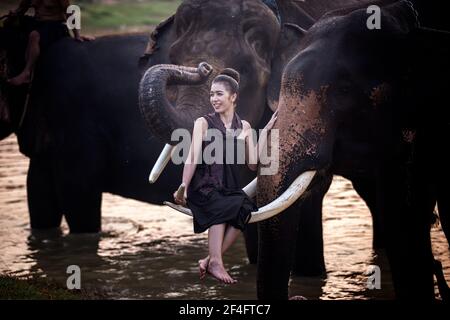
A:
[29,227,63,238]
[198,256,210,280]
[207,259,237,284]
[292,263,326,277]
[28,227,63,244]
[289,295,308,300]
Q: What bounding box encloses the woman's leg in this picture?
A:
[200,225,241,280]
[222,225,242,252]
[8,31,40,86]
[207,223,237,283]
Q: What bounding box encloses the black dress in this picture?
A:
[186,112,257,234]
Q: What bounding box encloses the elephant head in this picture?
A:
[256,0,450,299]
[139,0,280,144]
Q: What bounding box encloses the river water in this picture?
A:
[0,135,448,299]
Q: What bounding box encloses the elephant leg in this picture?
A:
[351,178,386,249]
[292,191,326,276]
[27,156,63,229]
[243,223,258,264]
[63,185,102,233]
[257,204,302,300]
[56,141,106,233]
[379,163,434,300]
[292,174,332,276]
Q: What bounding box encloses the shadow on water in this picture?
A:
[26,229,106,293]
[289,275,326,300]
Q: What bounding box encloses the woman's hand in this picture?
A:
[173,183,187,206]
[264,109,278,131]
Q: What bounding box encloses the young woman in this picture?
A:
[8,0,94,86]
[173,68,277,284]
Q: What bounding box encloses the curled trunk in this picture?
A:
[139,62,213,144]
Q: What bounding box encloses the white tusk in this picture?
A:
[248,171,316,223]
[164,201,193,216]
[149,144,176,184]
[163,171,316,223]
[242,178,257,198]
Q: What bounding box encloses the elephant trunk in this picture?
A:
[255,79,334,299]
[257,83,333,208]
[139,62,213,144]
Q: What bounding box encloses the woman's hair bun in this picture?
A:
[219,68,240,84]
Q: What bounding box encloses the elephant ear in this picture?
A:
[266,23,306,111]
[138,15,176,73]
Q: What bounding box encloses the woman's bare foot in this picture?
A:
[198,256,210,279]
[8,70,31,86]
[207,258,237,284]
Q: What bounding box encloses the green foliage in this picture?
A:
[0,0,182,34]
[80,1,181,31]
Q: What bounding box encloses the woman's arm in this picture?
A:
[173,117,207,204]
[182,117,207,190]
[243,121,258,171]
[243,110,278,171]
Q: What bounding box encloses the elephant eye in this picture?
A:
[335,77,353,95]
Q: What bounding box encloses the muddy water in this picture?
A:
[0,135,449,299]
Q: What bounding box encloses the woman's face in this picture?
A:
[210,82,237,113]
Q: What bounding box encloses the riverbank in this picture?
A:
[0,275,106,299]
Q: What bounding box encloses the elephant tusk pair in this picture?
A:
[164,171,316,223]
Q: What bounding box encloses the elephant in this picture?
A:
[0,15,184,232]
[255,0,450,299]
